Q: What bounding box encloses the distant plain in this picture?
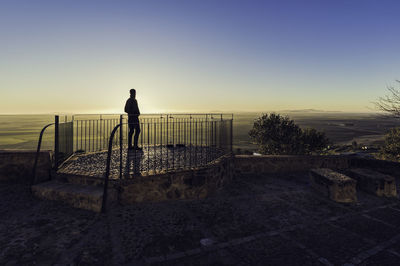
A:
[1,113,399,152]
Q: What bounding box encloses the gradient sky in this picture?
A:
[1,0,400,114]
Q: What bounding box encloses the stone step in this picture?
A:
[347,168,397,198]
[309,168,357,203]
[55,172,105,186]
[32,180,103,212]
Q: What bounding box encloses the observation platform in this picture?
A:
[58,144,226,179]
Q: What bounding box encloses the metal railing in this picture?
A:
[32,113,233,181]
[31,115,73,185]
[105,115,233,178]
[102,123,121,213]
[101,117,233,212]
[70,114,232,153]
[31,123,55,186]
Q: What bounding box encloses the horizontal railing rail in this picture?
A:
[72,113,232,117]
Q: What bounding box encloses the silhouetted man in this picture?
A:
[125,89,141,150]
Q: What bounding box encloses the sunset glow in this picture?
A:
[1,0,400,114]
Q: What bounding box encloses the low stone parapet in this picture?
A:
[347,168,397,197]
[234,155,351,175]
[309,168,357,203]
[119,154,233,204]
[32,180,104,212]
[0,150,52,183]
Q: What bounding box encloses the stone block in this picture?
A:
[348,168,397,197]
[309,168,357,203]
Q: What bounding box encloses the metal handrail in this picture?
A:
[31,123,55,186]
[72,113,232,116]
[72,113,233,120]
[101,123,122,213]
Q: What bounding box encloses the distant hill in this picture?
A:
[279,109,342,113]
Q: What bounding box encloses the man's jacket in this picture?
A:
[124,98,140,121]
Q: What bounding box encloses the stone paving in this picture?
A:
[2,173,400,265]
[59,145,225,178]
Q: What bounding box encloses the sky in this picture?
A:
[1,0,400,114]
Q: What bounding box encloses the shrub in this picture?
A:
[301,128,330,154]
[380,127,400,161]
[249,113,329,155]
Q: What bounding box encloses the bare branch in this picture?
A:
[373,81,400,118]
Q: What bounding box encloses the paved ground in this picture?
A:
[2,173,400,265]
[59,145,225,178]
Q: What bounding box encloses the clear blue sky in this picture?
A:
[1,0,399,113]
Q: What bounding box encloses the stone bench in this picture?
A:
[309,168,357,203]
[347,168,397,197]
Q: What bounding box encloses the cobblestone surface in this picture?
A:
[1,173,400,265]
[59,145,225,178]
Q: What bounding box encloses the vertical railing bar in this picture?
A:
[101,119,103,150]
[141,121,143,149]
[85,120,87,152]
[215,120,217,159]
[172,117,175,170]
[133,120,137,176]
[154,120,156,173]
[206,119,209,164]
[195,120,197,167]
[93,120,95,151]
[160,116,163,172]
[119,115,123,179]
[147,122,150,173]
[89,120,91,152]
[184,118,187,168]
[80,120,82,151]
[88,120,90,152]
[200,120,203,166]
[90,120,93,152]
[54,115,59,171]
[95,120,98,151]
[166,115,169,171]
[75,120,77,152]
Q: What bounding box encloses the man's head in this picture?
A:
[130,89,136,98]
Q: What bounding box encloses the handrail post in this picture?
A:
[54,115,59,171]
[230,118,233,152]
[102,123,121,213]
[31,123,55,187]
[119,115,123,179]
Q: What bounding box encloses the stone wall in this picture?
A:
[0,150,52,183]
[234,155,352,175]
[349,157,400,176]
[119,155,233,204]
[3,149,400,206]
